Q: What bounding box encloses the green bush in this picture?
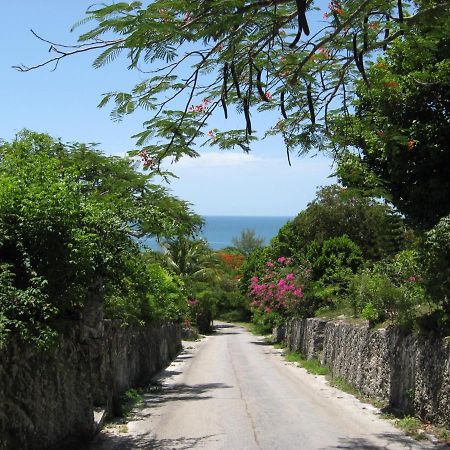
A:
[271,185,408,261]
[146,263,188,322]
[423,215,450,321]
[307,235,363,281]
[239,246,271,295]
[349,250,425,327]
[0,131,199,347]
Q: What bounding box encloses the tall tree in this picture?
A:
[18,1,449,166]
[331,4,450,228]
[232,228,265,255]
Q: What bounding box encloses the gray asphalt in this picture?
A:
[91,322,442,449]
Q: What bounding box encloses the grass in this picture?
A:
[232,321,272,338]
[283,350,330,376]
[395,416,427,440]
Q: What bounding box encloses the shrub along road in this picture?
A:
[91,323,440,449]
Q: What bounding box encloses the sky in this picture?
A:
[1,1,336,217]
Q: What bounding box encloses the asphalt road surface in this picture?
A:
[91,323,445,450]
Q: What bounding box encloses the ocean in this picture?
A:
[200,215,292,250]
[142,216,292,251]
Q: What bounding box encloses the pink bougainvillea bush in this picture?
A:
[248,257,313,331]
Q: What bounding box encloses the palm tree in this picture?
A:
[160,237,221,282]
[159,237,223,333]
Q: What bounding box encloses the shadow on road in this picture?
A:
[212,323,240,335]
[249,340,273,346]
[326,432,450,449]
[91,432,220,449]
[138,382,232,411]
[214,323,235,330]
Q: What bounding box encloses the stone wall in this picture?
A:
[0,316,181,450]
[279,318,450,428]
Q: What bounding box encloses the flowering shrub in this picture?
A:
[248,257,312,330]
[217,252,245,271]
[349,250,425,327]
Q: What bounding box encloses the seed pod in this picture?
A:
[353,34,369,85]
[306,83,315,125]
[222,62,228,100]
[297,0,310,36]
[243,98,252,135]
[221,62,229,118]
[363,15,368,51]
[230,62,242,99]
[280,90,288,119]
[254,63,269,102]
[289,0,309,47]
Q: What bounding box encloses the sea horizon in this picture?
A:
[199,215,293,250]
[142,215,293,251]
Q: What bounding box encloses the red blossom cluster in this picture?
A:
[217,252,245,270]
[138,149,154,169]
[324,0,344,18]
[189,97,211,114]
[248,257,311,316]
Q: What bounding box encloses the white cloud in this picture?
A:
[176,151,262,168]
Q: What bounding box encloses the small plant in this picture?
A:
[328,377,360,397]
[395,416,426,440]
[283,350,329,375]
[120,388,144,417]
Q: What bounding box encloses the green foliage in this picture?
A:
[303,235,363,312]
[272,185,407,261]
[239,247,271,296]
[231,228,264,256]
[423,215,450,320]
[146,264,189,321]
[0,265,57,348]
[307,235,363,283]
[349,250,426,327]
[24,1,450,164]
[0,131,199,346]
[333,7,450,228]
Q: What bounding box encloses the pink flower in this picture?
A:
[264,307,271,314]
[266,261,274,267]
[408,276,417,282]
[293,289,303,298]
[285,273,295,281]
[277,256,286,264]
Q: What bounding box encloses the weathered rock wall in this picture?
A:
[0,318,181,450]
[280,318,450,427]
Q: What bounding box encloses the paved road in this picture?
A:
[91,323,443,450]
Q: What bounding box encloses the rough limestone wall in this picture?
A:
[282,318,450,428]
[0,326,94,450]
[100,321,182,413]
[0,319,181,450]
[285,318,327,359]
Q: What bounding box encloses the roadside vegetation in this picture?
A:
[0,131,203,347]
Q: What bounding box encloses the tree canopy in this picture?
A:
[18,0,449,168]
[331,7,450,228]
[0,131,200,346]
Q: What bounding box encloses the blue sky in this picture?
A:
[1,1,335,216]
